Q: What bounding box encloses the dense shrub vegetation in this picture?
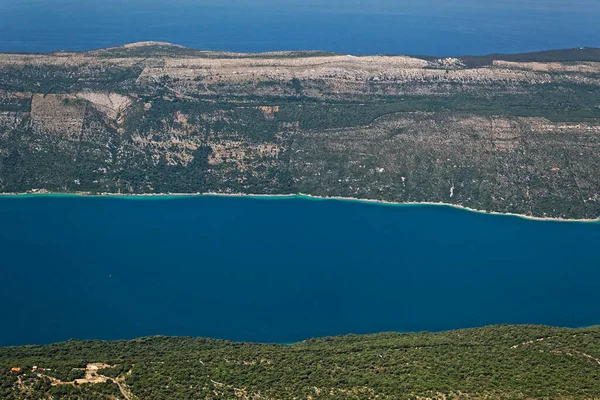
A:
[1,325,599,399]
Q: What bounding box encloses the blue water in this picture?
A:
[1,1,600,346]
[1,0,599,55]
[0,195,599,346]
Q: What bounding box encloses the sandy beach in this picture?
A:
[1,190,598,223]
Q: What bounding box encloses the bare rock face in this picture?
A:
[76,92,131,121]
[0,45,599,219]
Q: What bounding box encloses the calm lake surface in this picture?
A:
[0,195,599,346]
[1,0,599,55]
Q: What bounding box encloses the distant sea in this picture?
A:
[1,0,600,55]
[0,195,599,346]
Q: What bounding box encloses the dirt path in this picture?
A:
[511,336,600,367]
[575,351,600,366]
[102,375,134,400]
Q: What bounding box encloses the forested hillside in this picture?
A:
[1,43,599,219]
[1,325,599,399]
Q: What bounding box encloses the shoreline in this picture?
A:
[1,191,598,223]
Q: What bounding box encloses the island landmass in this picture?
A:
[1,43,599,219]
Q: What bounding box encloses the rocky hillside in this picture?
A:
[1,43,599,219]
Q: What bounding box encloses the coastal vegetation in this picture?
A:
[1,325,599,399]
[0,43,599,219]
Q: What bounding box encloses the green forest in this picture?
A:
[1,325,600,399]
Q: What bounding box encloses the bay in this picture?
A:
[0,195,599,346]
